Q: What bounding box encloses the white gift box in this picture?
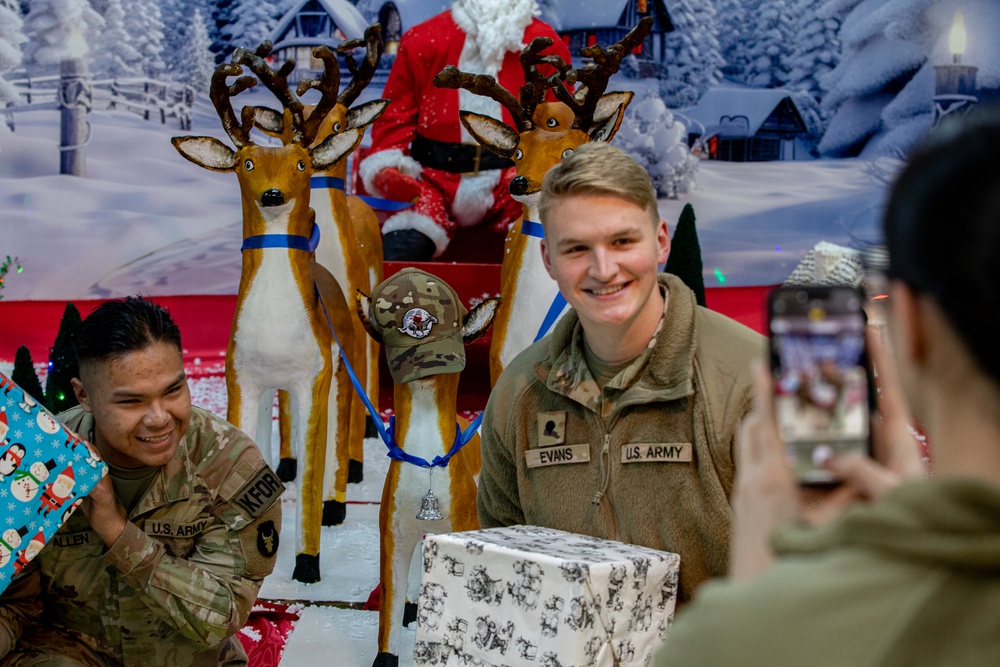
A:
[414,526,680,667]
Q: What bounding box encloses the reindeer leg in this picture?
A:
[291,364,331,584]
[347,340,367,483]
[275,390,297,482]
[375,476,422,666]
[322,352,350,526]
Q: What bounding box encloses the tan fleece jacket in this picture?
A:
[478,274,765,603]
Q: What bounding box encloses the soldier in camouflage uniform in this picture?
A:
[477,144,763,604]
[0,297,283,666]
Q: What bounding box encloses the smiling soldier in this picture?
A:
[0,296,283,666]
[478,143,763,604]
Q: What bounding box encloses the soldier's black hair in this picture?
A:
[884,104,1000,384]
[74,295,182,365]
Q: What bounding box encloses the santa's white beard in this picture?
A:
[451,0,538,78]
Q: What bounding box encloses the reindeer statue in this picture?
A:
[171,50,364,583]
[354,268,499,667]
[434,18,653,385]
[249,29,388,525]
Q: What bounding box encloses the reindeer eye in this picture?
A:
[561,148,574,159]
[333,122,342,132]
[515,149,523,160]
[244,159,254,171]
[297,160,306,171]
[546,117,558,128]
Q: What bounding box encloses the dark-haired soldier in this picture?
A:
[0,296,283,666]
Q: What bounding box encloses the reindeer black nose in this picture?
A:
[261,189,285,207]
[509,176,531,197]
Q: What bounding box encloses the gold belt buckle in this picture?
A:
[471,144,481,176]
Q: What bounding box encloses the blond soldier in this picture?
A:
[478,143,763,604]
[0,297,283,666]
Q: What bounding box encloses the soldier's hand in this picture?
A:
[80,475,128,547]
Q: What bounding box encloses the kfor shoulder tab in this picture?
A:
[232,466,285,519]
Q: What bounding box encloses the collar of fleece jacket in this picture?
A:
[539,274,698,412]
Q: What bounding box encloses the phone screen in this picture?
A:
[769,287,870,485]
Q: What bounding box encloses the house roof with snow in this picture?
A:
[540,0,671,32]
[270,0,369,50]
[682,87,808,138]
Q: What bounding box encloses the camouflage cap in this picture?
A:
[369,267,467,384]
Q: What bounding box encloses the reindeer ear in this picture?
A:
[589,102,628,143]
[355,290,383,344]
[594,91,634,123]
[462,298,501,344]
[312,128,363,170]
[347,99,389,130]
[171,136,237,172]
[459,112,519,158]
[251,106,285,136]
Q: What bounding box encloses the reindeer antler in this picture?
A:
[550,17,653,131]
[336,24,384,108]
[518,37,572,124]
[209,62,258,147]
[434,66,530,132]
[232,41,310,144]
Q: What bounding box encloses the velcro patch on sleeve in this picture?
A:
[232,466,285,519]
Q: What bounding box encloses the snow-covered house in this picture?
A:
[268,0,368,82]
[540,0,674,77]
[683,87,809,161]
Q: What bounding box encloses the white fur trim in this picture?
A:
[451,0,537,78]
[382,211,451,258]
[452,170,500,227]
[359,149,423,197]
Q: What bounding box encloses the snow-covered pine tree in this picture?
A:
[175,8,215,92]
[742,0,795,87]
[227,0,280,53]
[659,0,724,108]
[123,0,166,78]
[0,0,26,112]
[818,0,999,158]
[91,0,142,79]
[614,89,698,199]
[22,0,104,67]
[715,0,750,81]
[784,0,841,108]
[210,0,238,64]
[159,0,192,76]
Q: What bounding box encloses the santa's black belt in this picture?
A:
[411,135,514,174]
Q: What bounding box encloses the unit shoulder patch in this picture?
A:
[232,466,285,519]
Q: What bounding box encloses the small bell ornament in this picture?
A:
[416,489,443,521]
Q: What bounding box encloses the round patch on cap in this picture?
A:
[256,519,279,558]
[398,308,438,339]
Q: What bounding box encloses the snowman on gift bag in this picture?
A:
[38,464,76,516]
[11,460,57,503]
[0,526,28,567]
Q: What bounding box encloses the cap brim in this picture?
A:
[385,335,467,384]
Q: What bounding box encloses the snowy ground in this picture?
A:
[0,87,896,664]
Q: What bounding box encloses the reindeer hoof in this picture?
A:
[365,415,379,439]
[348,459,364,483]
[402,601,418,627]
[292,554,321,583]
[322,500,346,526]
[373,653,398,667]
[276,458,297,483]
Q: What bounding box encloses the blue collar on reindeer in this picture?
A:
[310,175,415,213]
[314,287,481,468]
[518,219,569,342]
[241,222,321,252]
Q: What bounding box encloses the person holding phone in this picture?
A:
[477,143,764,605]
[655,108,1000,665]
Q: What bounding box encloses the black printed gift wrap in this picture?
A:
[0,373,106,593]
[414,526,681,667]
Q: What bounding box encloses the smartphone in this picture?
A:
[768,286,873,486]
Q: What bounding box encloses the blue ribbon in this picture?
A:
[521,218,545,238]
[310,175,414,212]
[517,220,568,342]
[241,223,320,252]
[315,289,480,468]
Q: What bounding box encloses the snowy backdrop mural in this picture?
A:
[0,0,998,663]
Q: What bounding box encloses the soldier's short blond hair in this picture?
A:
[538,142,658,227]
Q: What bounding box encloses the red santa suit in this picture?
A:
[38,464,76,516]
[359,0,571,258]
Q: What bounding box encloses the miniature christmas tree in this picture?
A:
[665,204,706,307]
[45,303,81,413]
[11,346,44,403]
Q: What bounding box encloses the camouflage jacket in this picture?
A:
[478,274,765,604]
[0,406,283,666]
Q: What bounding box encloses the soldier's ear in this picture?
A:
[70,378,92,413]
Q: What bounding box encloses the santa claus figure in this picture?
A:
[13,531,45,575]
[0,442,25,480]
[38,464,77,516]
[0,408,8,442]
[11,459,56,503]
[359,0,570,260]
[0,526,28,568]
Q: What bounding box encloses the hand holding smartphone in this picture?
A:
[768,286,874,486]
